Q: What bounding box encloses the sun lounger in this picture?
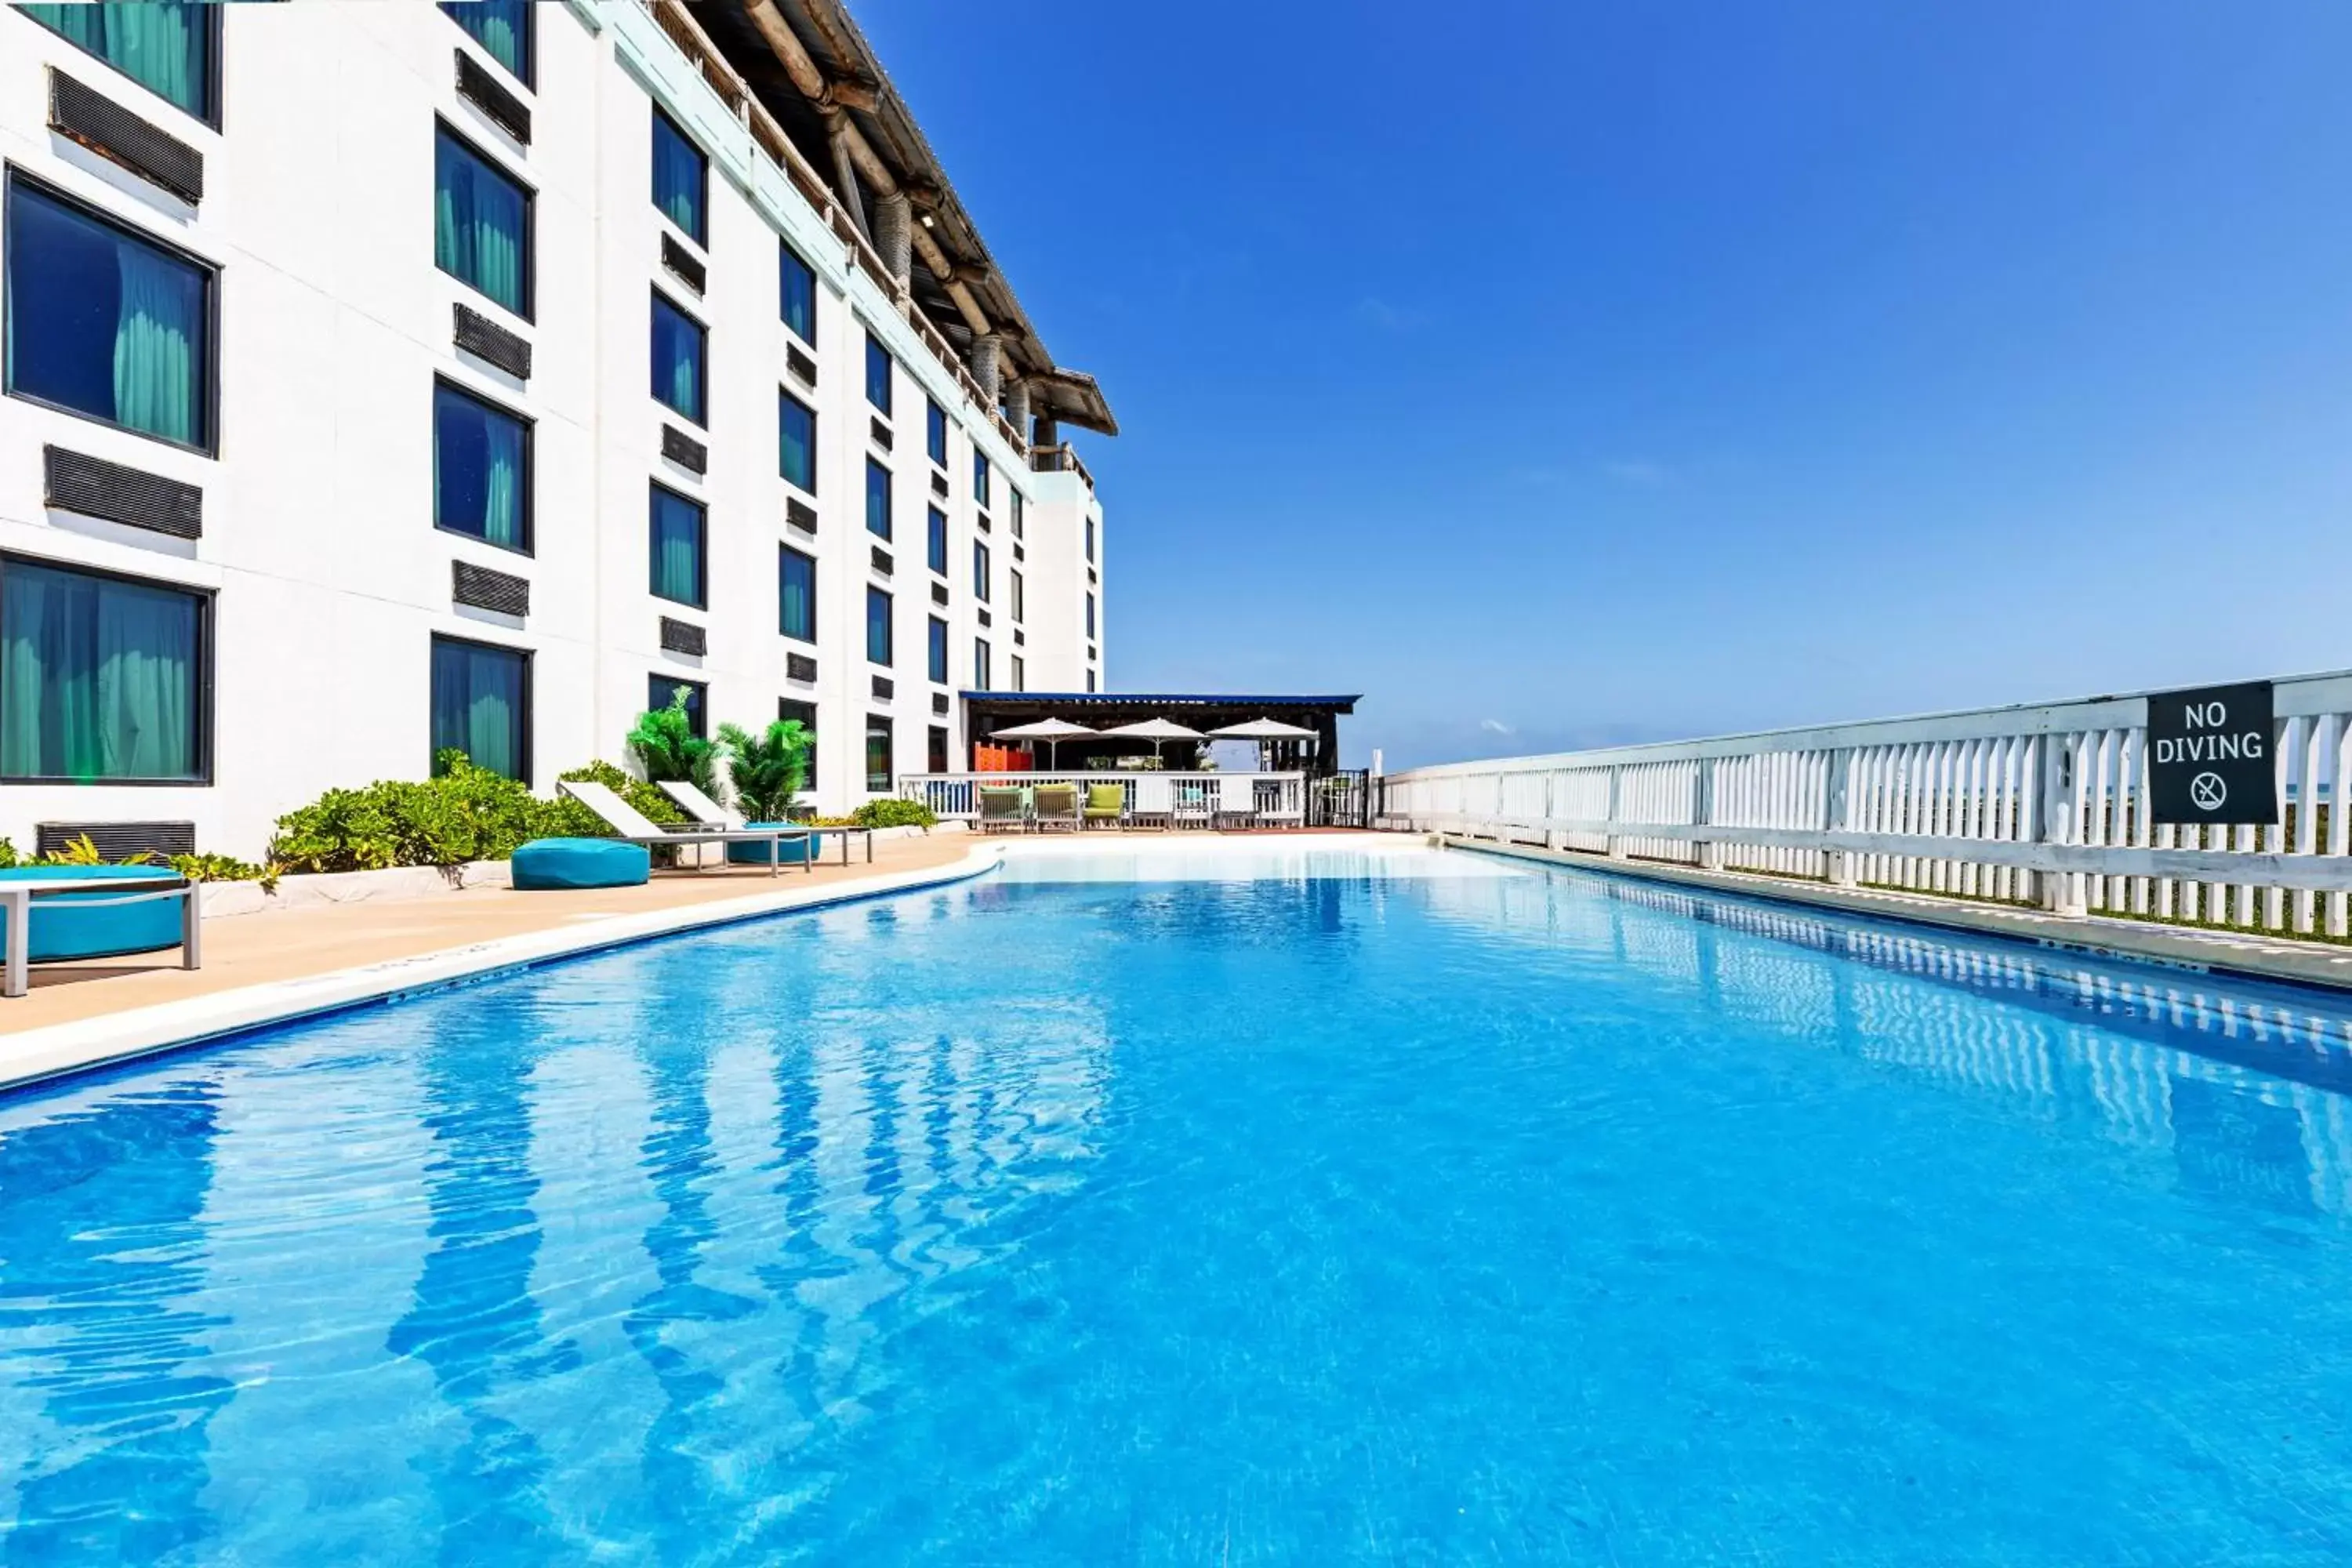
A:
[655,780,871,866]
[558,779,812,874]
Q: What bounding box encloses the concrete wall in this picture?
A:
[0,0,1105,855]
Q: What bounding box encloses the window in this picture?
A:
[927,725,949,774]
[434,126,532,318]
[441,0,532,85]
[866,586,892,666]
[1086,669,1097,694]
[927,616,948,684]
[926,506,948,576]
[779,241,815,343]
[1086,517,1096,563]
[972,452,990,509]
[648,673,706,739]
[652,289,706,424]
[434,379,531,552]
[865,714,892,792]
[973,637,991,692]
[1010,569,1025,622]
[430,634,529,782]
[1087,592,1097,639]
[1010,488,1025,539]
[972,540,991,604]
[648,483,706,608]
[779,545,815,643]
[865,459,891,540]
[779,697,816,779]
[1010,653,1025,692]
[864,330,892,416]
[926,397,947,466]
[4,176,212,451]
[21,2,216,123]
[652,107,706,245]
[2,557,206,782]
[779,390,816,492]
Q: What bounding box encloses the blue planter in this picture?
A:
[727,827,824,866]
[0,866,186,964]
[510,838,651,891]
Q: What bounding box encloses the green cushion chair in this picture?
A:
[1083,784,1126,829]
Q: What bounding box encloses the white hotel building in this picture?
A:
[0,0,1112,859]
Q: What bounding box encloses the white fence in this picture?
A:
[1380,670,2352,938]
[901,771,1306,824]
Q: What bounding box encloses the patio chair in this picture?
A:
[1171,779,1213,832]
[557,779,812,874]
[1082,782,1127,830]
[1131,774,1174,830]
[1214,774,1258,831]
[978,786,1031,834]
[656,780,869,867]
[1033,782,1083,833]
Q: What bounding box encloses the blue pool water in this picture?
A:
[6,844,2352,1563]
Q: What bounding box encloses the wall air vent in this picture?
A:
[872,676,895,700]
[975,510,990,533]
[662,425,706,474]
[48,71,203,202]
[977,608,992,628]
[43,446,201,539]
[659,616,705,656]
[929,471,948,499]
[1013,628,1025,646]
[1012,543,1025,562]
[786,652,818,683]
[932,693,950,716]
[869,416,894,452]
[930,583,949,607]
[870,546,893,577]
[786,496,817,534]
[660,233,705,294]
[453,303,532,379]
[786,344,817,387]
[452,560,530,617]
[37,820,195,861]
[455,49,531,143]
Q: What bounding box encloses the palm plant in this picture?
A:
[717,718,812,821]
[626,687,719,794]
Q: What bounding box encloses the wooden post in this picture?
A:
[2036,731,2085,916]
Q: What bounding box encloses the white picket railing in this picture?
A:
[901,771,1306,824]
[1380,670,2352,939]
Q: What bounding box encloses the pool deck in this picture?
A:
[0,833,997,1090]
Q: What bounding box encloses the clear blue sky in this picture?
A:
[858,2,2352,768]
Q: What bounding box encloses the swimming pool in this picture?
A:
[5,840,2351,1563]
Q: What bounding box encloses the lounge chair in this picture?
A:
[1082,782,1127,829]
[656,779,873,866]
[557,779,812,874]
[978,786,1030,833]
[1032,782,1082,833]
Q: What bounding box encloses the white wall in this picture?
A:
[0,0,1106,856]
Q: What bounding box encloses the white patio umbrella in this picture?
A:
[1094,717,1207,766]
[989,717,1098,770]
[1207,717,1320,770]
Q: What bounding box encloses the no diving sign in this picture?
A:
[2147,681,2277,827]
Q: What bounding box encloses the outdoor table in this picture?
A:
[1,875,202,999]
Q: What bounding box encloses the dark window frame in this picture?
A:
[972,539,991,604]
[864,328,892,416]
[779,239,816,345]
[651,104,708,247]
[648,479,707,610]
[779,695,817,779]
[3,169,221,456]
[866,584,893,667]
[650,284,708,426]
[864,456,892,541]
[926,615,948,684]
[972,450,990,508]
[926,505,949,577]
[432,374,535,555]
[22,2,225,129]
[648,670,708,739]
[430,630,532,786]
[433,117,536,321]
[926,397,947,466]
[0,550,216,786]
[779,386,817,493]
[973,636,991,693]
[779,542,817,644]
[441,0,535,90]
[864,713,893,793]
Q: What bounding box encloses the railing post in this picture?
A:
[2034,731,2085,916]
[1825,748,1857,886]
[1605,766,1627,860]
[1543,770,1563,851]
[1692,759,1717,869]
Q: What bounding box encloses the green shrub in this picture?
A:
[0,833,275,889]
[0,837,13,869]
[717,718,811,822]
[270,753,592,873]
[627,688,718,794]
[849,798,937,830]
[555,760,685,828]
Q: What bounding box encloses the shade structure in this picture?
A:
[989,717,1097,769]
[1205,718,1318,739]
[1094,717,1206,764]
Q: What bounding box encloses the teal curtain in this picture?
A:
[441,0,529,82]
[22,3,206,118]
[649,489,702,606]
[779,394,815,490]
[435,132,527,314]
[779,550,815,641]
[652,297,703,422]
[431,640,524,780]
[2,564,199,782]
[652,111,705,242]
[112,238,201,447]
[480,410,522,549]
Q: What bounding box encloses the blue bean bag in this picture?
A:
[510,838,650,891]
[726,826,824,866]
[0,865,187,963]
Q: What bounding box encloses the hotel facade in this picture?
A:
[0,0,1113,858]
